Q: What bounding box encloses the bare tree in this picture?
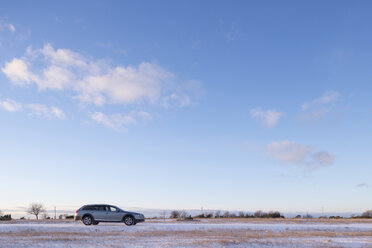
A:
[27,203,46,220]
[303,213,313,219]
[214,210,221,218]
[361,210,372,218]
[254,210,265,218]
[170,210,180,219]
[223,211,230,218]
[160,210,167,221]
[42,212,49,219]
[0,210,3,217]
[179,210,188,219]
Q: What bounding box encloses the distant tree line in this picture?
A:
[352,210,372,219]
[0,210,11,221]
[169,210,284,219]
[166,209,372,219]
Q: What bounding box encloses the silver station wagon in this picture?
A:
[75,204,145,226]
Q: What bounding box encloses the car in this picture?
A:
[74,204,145,226]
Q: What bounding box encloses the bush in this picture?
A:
[170,211,180,219]
[0,214,12,221]
[361,210,372,218]
[329,216,342,219]
[194,212,213,218]
[267,211,283,218]
[254,210,284,218]
[245,213,254,218]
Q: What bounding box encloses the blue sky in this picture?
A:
[1,0,371,215]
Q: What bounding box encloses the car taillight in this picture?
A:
[75,210,79,214]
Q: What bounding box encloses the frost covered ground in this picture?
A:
[1,219,372,247]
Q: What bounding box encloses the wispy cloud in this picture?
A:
[0,98,65,120]
[8,24,15,32]
[0,20,16,33]
[302,91,340,110]
[219,21,241,42]
[90,111,152,132]
[250,108,283,128]
[356,182,369,188]
[0,99,23,112]
[300,91,340,121]
[2,44,201,107]
[266,140,334,168]
[26,104,66,120]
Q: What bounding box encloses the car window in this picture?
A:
[109,206,118,212]
[97,206,106,211]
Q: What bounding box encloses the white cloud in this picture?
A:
[8,24,15,32]
[250,108,283,128]
[26,104,66,120]
[2,44,199,107]
[0,21,15,33]
[266,140,334,168]
[302,91,340,110]
[311,151,334,165]
[300,91,340,121]
[162,93,191,107]
[0,99,22,112]
[90,111,152,132]
[1,58,37,85]
[75,62,174,105]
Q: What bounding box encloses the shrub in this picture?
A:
[361,210,372,218]
[329,216,342,219]
[303,214,313,219]
[254,210,265,218]
[267,211,283,218]
[222,211,230,218]
[254,210,284,218]
[0,214,12,221]
[170,211,180,219]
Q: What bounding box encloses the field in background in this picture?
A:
[1,218,372,247]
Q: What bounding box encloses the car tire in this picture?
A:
[82,215,94,225]
[93,221,99,225]
[123,216,135,226]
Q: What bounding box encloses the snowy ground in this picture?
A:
[1,219,372,247]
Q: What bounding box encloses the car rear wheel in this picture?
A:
[123,216,134,226]
[82,215,93,225]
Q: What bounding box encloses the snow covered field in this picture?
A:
[1,219,372,247]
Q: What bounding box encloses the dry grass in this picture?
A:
[1,219,372,247]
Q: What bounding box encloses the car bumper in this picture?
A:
[74,215,81,221]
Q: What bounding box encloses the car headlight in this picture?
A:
[134,214,143,219]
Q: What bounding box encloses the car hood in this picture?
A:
[123,211,142,215]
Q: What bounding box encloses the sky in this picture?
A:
[0,0,372,217]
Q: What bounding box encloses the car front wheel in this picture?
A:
[82,215,93,225]
[123,216,134,226]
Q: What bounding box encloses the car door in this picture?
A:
[93,205,108,221]
[107,206,122,221]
